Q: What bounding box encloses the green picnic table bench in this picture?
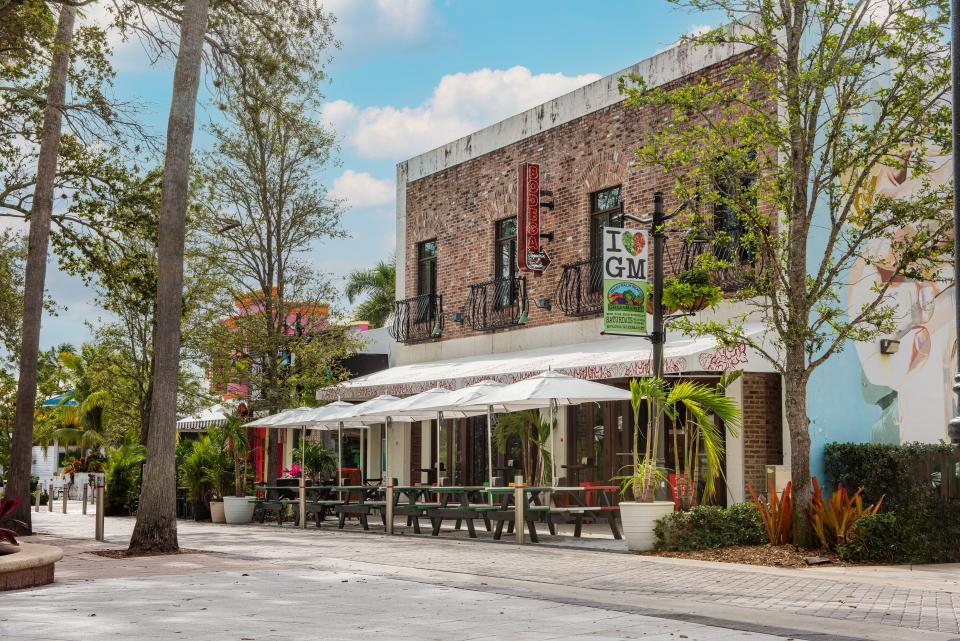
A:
[426,487,496,538]
[331,485,385,530]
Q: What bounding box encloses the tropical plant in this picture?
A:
[806,477,883,552]
[665,372,741,508]
[493,410,553,485]
[1,497,22,546]
[619,377,668,502]
[104,442,146,517]
[203,427,234,501]
[345,258,396,328]
[49,348,110,457]
[222,414,249,498]
[292,440,336,484]
[748,479,793,545]
[179,435,217,510]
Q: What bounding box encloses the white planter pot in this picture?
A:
[210,500,225,523]
[620,501,675,552]
[223,496,256,525]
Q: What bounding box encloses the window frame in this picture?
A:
[589,186,623,291]
[416,239,438,322]
[493,216,518,308]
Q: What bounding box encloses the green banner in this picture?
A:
[602,226,649,335]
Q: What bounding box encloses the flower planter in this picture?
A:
[620,501,674,551]
[223,496,255,524]
[209,500,225,523]
[678,295,709,313]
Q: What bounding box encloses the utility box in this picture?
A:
[765,465,791,494]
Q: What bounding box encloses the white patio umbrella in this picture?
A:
[462,370,631,485]
[313,395,400,484]
[416,380,506,487]
[246,406,313,528]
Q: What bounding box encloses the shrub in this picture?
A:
[104,442,146,516]
[826,442,960,563]
[654,502,766,551]
[748,479,793,545]
[806,477,882,551]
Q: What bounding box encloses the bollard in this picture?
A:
[385,484,394,535]
[95,478,105,541]
[34,485,40,512]
[48,484,53,512]
[514,475,525,545]
[62,483,69,514]
[82,483,88,515]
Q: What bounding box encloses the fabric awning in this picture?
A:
[319,323,772,401]
[176,404,230,431]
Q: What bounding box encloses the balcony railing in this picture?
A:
[677,239,763,292]
[390,293,443,343]
[556,258,603,318]
[467,276,527,331]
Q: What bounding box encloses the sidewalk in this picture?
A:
[14,510,960,641]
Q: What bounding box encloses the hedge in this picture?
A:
[826,442,960,563]
[654,502,766,551]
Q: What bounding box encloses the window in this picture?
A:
[713,154,756,263]
[589,186,622,290]
[494,217,517,308]
[417,239,437,321]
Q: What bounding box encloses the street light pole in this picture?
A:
[651,192,666,380]
[949,0,960,445]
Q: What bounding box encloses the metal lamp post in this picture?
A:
[949,0,960,446]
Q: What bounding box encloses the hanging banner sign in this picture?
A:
[602,226,649,334]
[517,162,551,272]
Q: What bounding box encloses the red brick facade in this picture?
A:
[741,372,784,496]
[402,50,767,342]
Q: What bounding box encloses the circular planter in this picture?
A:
[223,496,256,525]
[209,500,225,523]
[620,501,675,552]
[678,295,709,313]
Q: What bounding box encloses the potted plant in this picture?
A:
[221,415,256,524]
[292,440,336,485]
[204,426,234,524]
[180,434,215,521]
[661,267,723,314]
[617,377,675,551]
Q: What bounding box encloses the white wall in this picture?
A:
[384,421,411,485]
[724,377,745,504]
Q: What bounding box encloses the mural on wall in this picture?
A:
[846,149,955,445]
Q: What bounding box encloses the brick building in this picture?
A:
[328,37,787,504]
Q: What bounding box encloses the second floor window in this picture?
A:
[589,186,622,289]
[417,239,437,321]
[494,217,517,307]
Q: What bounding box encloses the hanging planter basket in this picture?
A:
[677,294,710,314]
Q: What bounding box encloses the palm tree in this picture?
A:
[493,410,553,485]
[345,258,395,328]
[52,348,109,458]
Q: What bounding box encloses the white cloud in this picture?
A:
[326,66,601,159]
[325,0,444,61]
[330,170,394,209]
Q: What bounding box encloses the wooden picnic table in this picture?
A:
[483,485,620,540]
[331,485,386,530]
[425,487,495,538]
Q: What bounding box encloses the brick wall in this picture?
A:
[741,372,783,496]
[402,49,772,343]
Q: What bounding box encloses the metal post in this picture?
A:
[358,424,364,483]
[62,483,69,513]
[514,474,525,545]
[948,0,960,445]
[385,483,394,535]
[338,422,344,487]
[436,411,443,486]
[486,406,495,488]
[48,484,53,512]
[82,482,88,515]
[299,425,306,529]
[95,476,104,541]
[384,417,392,483]
[651,193,668,477]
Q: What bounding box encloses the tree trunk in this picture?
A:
[782,362,814,548]
[6,6,77,535]
[128,0,209,554]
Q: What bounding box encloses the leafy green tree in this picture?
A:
[621,0,951,542]
[103,441,146,516]
[50,347,109,457]
[345,259,396,328]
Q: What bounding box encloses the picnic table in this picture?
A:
[425,486,496,538]
[386,486,440,534]
[331,485,386,530]
[484,486,622,541]
[251,484,324,526]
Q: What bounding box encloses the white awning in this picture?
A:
[176,404,230,431]
[319,323,772,400]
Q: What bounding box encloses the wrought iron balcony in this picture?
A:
[677,237,763,292]
[556,258,603,318]
[390,293,443,343]
[467,276,527,331]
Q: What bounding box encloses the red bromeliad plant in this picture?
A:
[1,497,22,546]
[806,477,883,551]
[748,479,793,545]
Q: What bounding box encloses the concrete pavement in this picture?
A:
[2,509,958,641]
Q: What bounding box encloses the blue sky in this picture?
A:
[41,0,719,349]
